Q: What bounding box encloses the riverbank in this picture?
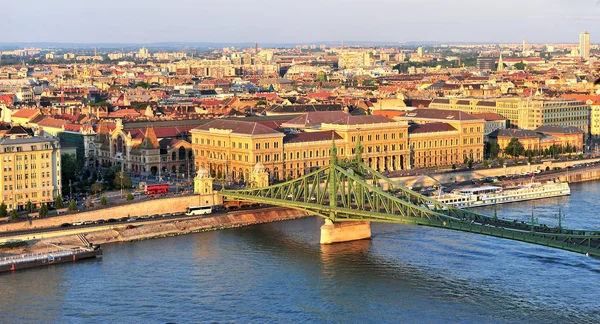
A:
[0,207,311,256]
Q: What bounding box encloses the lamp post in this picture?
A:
[120,171,123,199]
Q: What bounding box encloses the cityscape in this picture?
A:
[1,0,600,323]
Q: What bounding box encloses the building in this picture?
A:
[488,126,584,155]
[95,120,194,177]
[393,108,486,163]
[429,98,589,135]
[477,57,495,70]
[0,127,61,211]
[470,112,508,141]
[580,31,590,60]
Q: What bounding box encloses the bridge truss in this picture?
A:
[222,140,600,257]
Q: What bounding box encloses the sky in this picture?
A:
[2,0,600,44]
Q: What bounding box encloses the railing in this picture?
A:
[0,248,90,266]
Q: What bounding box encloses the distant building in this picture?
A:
[580,31,590,60]
[477,57,495,70]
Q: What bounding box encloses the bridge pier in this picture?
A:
[320,219,371,244]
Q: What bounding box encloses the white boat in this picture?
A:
[428,181,570,209]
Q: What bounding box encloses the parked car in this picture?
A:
[60,223,71,228]
[107,218,117,223]
[125,225,136,230]
[127,217,139,222]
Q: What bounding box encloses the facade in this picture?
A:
[394,108,486,163]
[470,112,508,140]
[0,128,61,211]
[95,120,193,177]
[429,97,589,135]
[488,126,584,155]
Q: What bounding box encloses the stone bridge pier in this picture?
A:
[320,219,371,244]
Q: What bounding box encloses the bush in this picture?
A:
[126,193,134,201]
[68,199,77,211]
[10,209,18,220]
[100,196,107,206]
[452,164,456,170]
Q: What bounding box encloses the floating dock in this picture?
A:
[0,240,102,273]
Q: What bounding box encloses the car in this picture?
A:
[72,221,84,226]
[60,223,71,228]
[125,225,136,229]
[96,219,105,224]
[149,214,159,218]
[127,217,139,222]
[106,218,117,223]
[83,221,94,225]
[140,215,151,220]
[118,217,129,222]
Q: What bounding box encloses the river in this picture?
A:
[1,182,600,323]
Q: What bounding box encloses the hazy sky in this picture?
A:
[2,0,600,44]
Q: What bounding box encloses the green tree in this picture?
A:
[100,196,107,206]
[513,62,526,70]
[55,195,64,209]
[528,154,533,164]
[113,171,132,189]
[61,153,82,194]
[134,81,151,89]
[0,201,7,217]
[68,199,77,211]
[498,156,505,166]
[505,138,525,157]
[10,209,18,220]
[463,156,469,165]
[126,193,134,201]
[39,204,49,218]
[25,200,34,213]
[468,159,474,169]
[452,164,457,170]
[102,165,120,189]
[483,160,489,168]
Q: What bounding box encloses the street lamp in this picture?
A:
[120,171,123,199]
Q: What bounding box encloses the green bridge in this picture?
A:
[221,139,600,257]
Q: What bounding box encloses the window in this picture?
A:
[256,143,260,150]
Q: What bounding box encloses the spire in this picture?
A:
[497,53,504,72]
[141,126,159,149]
[329,131,338,166]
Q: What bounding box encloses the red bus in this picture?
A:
[145,184,170,195]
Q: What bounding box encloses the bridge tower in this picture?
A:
[250,162,269,188]
[320,136,371,244]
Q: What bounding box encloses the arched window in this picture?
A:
[172,152,176,161]
[179,146,186,160]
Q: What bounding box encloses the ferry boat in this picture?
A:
[428,181,570,209]
[0,246,102,273]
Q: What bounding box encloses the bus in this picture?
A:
[145,184,170,195]
[185,206,212,216]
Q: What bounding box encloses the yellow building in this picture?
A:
[395,109,485,164]
[0,127,61,211]
[429,97,589,134]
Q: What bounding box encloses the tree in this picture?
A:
[55,195,64,209]
[0,202,7,217]
[483,160,489,168]
[112,171,132,189]
[513,62,526,70]
[91,183,104,195]
[100,196,107,206]
[68,199,77,211]
[528,154,533,164]
[126,193,134,201]
[10,209,18,220]
[498,156,505,166]
[61,153,82,194]
[452,164,457,170]
[134,81,151,89]
[25,200,34,213]
[39,204,49,218]
[468,159,474,169]
[505,138,525,157]
[463,156,469,165]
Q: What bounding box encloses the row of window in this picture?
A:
[351,133,405,142]
[3,191,52,201]
[3,181,53,191]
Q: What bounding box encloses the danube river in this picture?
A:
[2,182,600,323]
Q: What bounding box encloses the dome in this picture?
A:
[253,162,265,174]
[196,166,210,179]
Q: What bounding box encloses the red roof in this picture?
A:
[308,92,333,99]
[408,122,457,134]
[284,130,342,144]
[12,109,40,118]
[0,94,14,105]
[108,109,141,117]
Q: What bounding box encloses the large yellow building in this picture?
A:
[191,112,485,183]
[0,127,61,211]
[429,97,589,134]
